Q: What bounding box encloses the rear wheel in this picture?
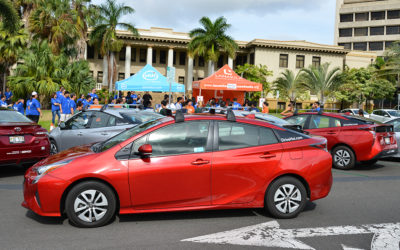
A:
[332,145,355,170]
[265,177,307,219]
[50,140,58,155]
[65,181,116,228]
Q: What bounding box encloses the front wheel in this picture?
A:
[332,146,355,170]
[265,177,307,219]
[50,140,58,155]
[65,181,116,228]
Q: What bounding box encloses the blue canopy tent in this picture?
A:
[115,64,185,92]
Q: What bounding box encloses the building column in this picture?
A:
[187,57,194,91]
[207,60,214,76]
[146,46,153,66]
[246,53,250,64]
[228,57,233,68]
[84,42,87,60]
[102,55,108,86]
[168,47,174,68]
[125,45,131,79]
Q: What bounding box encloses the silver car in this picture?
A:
[49,108,163,154]
[370,109,400,123]
[384,118,400,158]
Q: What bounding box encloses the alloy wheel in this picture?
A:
[50,142,57,155]
[73,189,108,223]
[273,184,302,214]
[334,149,351,167]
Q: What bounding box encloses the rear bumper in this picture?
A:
[374,148,399,159]
[0,140,50,166]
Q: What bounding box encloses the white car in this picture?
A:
[340,109,370,118]
[370,109,400,123]
[384,118,400,158]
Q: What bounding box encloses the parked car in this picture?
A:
[49,108,163,154]
[23,112,332,227]
[370,109,400,123]
[284,112,398,169]
[339,109,370,118]
[0,109,50,166]
[384,118,400,158]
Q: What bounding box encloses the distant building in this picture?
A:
[335,0,400,56]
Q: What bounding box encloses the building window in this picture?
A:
[235,55,246,67]
[338,43,351,50]
[370,26,384,36]
[312,56,321,67]
[198,56,205,67]
[354,27,368,36]
[152,49,157,64]
[118,72,125,81]
[119,47,126,61]
[139,48,146,63]
[355,12,369,21]
[178,76,184,84]
[388,10,400,19]
[387,25,400,35]
[385,41,395,49]
[130,73,135,76]
[179,52,186,65]
[296,55,305,69]
[369,42,384,51]
[279,54,288,68]
[159,50,166,64]
[87,45,94,59]
[340,13,353,22]
[96,71,103,83]
[173,51,177,65]
[277,102,286,110]
[353,42,367,51]
[131,48,136,62]
[371,11,385,20]
[339,28,352,37]
[217,55,224,68]
[249,53,255,65]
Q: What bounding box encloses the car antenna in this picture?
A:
[226,108,236,122]
[175,109,185,123]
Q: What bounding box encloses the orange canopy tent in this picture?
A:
[192,64,262,103]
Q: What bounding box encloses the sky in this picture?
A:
[93,0,337,45]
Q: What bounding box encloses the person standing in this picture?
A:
[232,98,242,110]
[82,95,92,109]
[311,102,321,112]
[26,92,41,123]
[175,97,184,110]
[143,91,152,103]
[131,91,138,104]
[60,91,72,122]
[77,94,85,104]
[186,100,195,114]
[13,99,24,115]
[159,100,169,116]
[0,96,7,107]
[4,87,12,105]
[281,102,295,117]
[70,94,77,114]
[262,102,269,114]
[88,88,98,100]
[51,92,61,129]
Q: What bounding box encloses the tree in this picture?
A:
[0,23,28,92]
[188,16,238,76]
[236,63,273,101]
[381,42,400,86]
[89,0,138,92]
[300,63,341,105]
[0,0,19,33]
[274,69,303,102]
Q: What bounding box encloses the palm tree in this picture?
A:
[89,0,138,92]
[274,69,302,102]
[300,63,341,105]
[0,23,27,92]
[188,16,238,76]
[382,42,400,86]
[0,0,19,33]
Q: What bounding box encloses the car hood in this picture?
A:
[33,144,95,167]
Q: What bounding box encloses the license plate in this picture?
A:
[9,136,25,144]
[384,137,391,145]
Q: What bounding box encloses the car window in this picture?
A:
[147,121,210,157]
[0,111,33,123]
[259,127,279,145]
[387,119,400,132]
[387,111,400,117]
[65,111,92,130]
[90,112,111,128]
[285,115,309,128]
[121,112,163,125]
[309,115,341,129]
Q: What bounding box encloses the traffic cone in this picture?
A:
[50,123,54,131]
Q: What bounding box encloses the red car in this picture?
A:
[23,111,332,227]
[0,109,50,166]
[284,111,398,169]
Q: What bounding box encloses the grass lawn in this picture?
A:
[38,110,53,131]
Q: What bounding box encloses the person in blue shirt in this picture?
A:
[77,94,85,104]
[82,95,92,109]
[131,91,137,104]
[88,88,98,100]
[249,101,260,112]
[0,96,7,107]
[232,98,242,110]
[70,93,77,114]
[26,92,41,123]
[311,102,321,112]
[4,87,12,105]
[56,87,65,99]
[60,91,73,122]
[13,99,25,115]
[51,92,61,125]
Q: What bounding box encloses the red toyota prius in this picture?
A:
[23,111,332,228]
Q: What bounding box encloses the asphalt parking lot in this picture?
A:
[1,160,399,250]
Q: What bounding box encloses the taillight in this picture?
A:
[359,127,376,139]
[311,141,328,152]
[35,131,49,137]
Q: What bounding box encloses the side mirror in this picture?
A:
[59,122,66,129]
[138,144,152,156]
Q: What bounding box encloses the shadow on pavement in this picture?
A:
[0,165,30,178]
[353,162,386,171]
[25,210,65,225]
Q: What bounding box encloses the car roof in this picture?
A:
[86,108,158,118]
[290,112,347,119]
[374,109,398,111]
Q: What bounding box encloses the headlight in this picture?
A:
[33,159,73,184]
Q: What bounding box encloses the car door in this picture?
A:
[372,110,383,122]
[128,121,213,210]
[211,121,283,205]
[58,111,93,151]
[308,115,341,150]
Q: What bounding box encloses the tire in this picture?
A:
[65,181,116,228]
[265,176,307,219]
[50,140,58,155]
[332,145,355,170]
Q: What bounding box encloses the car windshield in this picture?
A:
[343,115,379,124]
[386,118,400,132]
[387,111,400,117]
[254,113,289,125]
[352,110,369,115]
[120,111,163,124]
[0,111,33,123]
[95,120,161,152]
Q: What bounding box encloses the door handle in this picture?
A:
[191,159,209,165]
[260,153,276,159]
